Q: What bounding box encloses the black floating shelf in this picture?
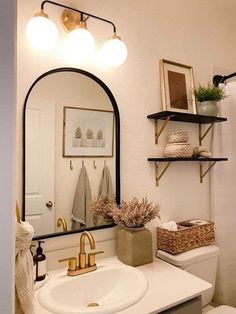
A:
[147,111,227,124]
[148,157,228,162]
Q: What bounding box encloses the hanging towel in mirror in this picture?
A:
[98,164,113,197]
[71,164,93,230]
[94,164,114,225]
[15,221,35,314]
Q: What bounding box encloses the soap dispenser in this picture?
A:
[34,240,46,281]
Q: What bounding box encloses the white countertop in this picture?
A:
[35,256,212,314]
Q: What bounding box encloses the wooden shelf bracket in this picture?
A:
[199,123,214,145]
[199,160,217,183]
[155,161,172,186]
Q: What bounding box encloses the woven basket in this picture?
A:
[164,143,192,158]
[157,220,215,254]
[168,131,189,144]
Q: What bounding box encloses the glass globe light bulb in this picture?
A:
[100,34,128,67]
[64,22,95,62]
[26,11,58,51]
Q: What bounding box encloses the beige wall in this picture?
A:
[17,0,236,273]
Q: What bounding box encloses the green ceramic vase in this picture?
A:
[117,226,153,267]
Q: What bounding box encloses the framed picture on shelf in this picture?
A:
[63,107,114,157]
[160,59,196,114]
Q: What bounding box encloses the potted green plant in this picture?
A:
[86,128,94,147]
[110,197,160,267]
[73,126,82,147]
[96,130,104,147]
[193,83,226,116]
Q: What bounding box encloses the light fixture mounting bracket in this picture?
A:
[61,9,81,32]
[41,0,117,33]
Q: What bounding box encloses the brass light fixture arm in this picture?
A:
[155,161,172,186]
[199,123,214,145]
[41,0,117,33]
[199,161,217,183]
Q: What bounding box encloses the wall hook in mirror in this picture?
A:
[70,160,73,170]
[93,160,97,169]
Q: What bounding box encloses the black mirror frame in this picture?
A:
[22,67,120,240]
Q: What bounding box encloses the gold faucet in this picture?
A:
[58,231,104,276]
[57,217,68,232]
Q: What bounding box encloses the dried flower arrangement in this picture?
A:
[90,194,115,220]
[111,197,160,228]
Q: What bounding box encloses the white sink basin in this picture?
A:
[38,263,148,314]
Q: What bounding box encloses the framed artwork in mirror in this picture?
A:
[160,59,196,114]
[63,107,114,157]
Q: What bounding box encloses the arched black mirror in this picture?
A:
[23,68,120,239]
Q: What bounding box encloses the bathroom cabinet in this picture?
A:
[160,296,201,314]
[147,111,228,186]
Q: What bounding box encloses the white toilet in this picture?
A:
[157,245,236,313]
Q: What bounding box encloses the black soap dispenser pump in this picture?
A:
[34,240,46,281]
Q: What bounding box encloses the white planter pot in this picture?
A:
[97,139,103,147]
[73,138,82,147]
[197,101,219,117]
[86,138,94,147]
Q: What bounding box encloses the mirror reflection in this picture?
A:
[24,69,118,238]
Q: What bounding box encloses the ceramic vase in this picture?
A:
[117,226,153,266]
[197,101,219,116]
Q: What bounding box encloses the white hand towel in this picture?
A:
[94,164,114,226]
[98,164,113,197]
[162,221,178,231]
[15,221,35,314]
[71,164,93,229]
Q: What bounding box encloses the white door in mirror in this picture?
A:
[25,100,55,236]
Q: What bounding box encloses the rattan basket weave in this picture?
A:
[157,220,215,254]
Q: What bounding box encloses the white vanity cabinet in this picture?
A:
[161,296,201,314]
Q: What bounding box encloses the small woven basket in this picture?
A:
[168,131,189,143]
[164,143,192,158]
[157,220,215,254]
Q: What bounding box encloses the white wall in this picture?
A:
[0,0,16,313]
[210,82,236,306]
[17,0,236,282]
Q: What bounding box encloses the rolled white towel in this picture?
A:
[189,219,208,225]
[162,221,178,231]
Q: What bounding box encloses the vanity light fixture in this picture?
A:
[26,9,59,51]
[26,0,128,66]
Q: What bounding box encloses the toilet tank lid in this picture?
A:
[156,245,219,267]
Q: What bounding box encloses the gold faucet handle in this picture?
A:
[58,257,77,271]
[88,251,104,267]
